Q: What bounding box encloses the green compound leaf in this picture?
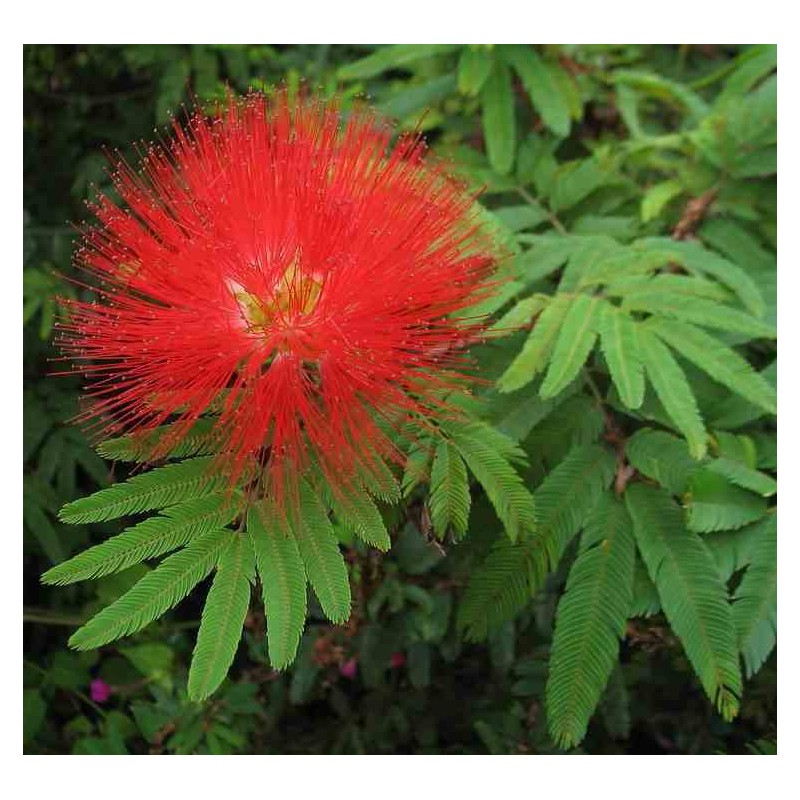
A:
[247,501,307,670]
[638,327,707,459]
[608,274,732,304]
[732,514,777,679]
[447,422,536,542]
[533,444,617,566]
[59,457,228,524]
[705,458,776,497]
[540,294,602,399]
[97,418,218,462]
[457,46,494,97]
[330,486,391,551]
[599,305,645,409]
[43,494,240,586]
[188,532,255,701]
[497,294,571,393]
[69,528,230,651]
[481,60,517,175]
[639,238,764,318]
[337,44,459,81]
[489,293,549,336]
[625,429,699,496]
[355,454,401,504]
[458,444,615,640]
[647,319,777,415]
[622,293,776,341]
[686,469,768,533]
[429,439,471,540]
[640,180,684,222]
[502,45,571,138]
[547,494,636,749]
[292,480,351,624]
[626,485,742,721]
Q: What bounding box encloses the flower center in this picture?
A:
[229,256,322,335]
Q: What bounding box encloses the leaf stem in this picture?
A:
[515,187,568,235]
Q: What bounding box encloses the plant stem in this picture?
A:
[515,187,567,235]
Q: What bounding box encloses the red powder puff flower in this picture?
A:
[58,92,498,508]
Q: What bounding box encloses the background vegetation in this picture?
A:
[23,44,776,755]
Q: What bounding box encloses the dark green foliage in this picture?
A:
[547,495,635,747]
[626,486,742,720]
[25,44,776,755]
[458,444,615,640]
[733,514,777,679]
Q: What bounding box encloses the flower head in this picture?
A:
[59,92,498,507]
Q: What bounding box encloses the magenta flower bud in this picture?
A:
[339,658,358,680]
[90,679,111,703]
[389,652,406,669]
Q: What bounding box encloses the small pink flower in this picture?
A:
[90,679,111,703]
[339,658,358,680]
[389,652,406,669]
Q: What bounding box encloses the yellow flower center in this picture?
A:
[229,256,322,334]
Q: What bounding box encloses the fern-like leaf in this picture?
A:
[534,443,617,565]
[705,523,762,581]
[626,485,742,720]
[330,486,391,551]
[354,451,401,504]
[638,328,707,459]
[630,557,661,617]
[97,418,218,462]
[497,294,571,393]
[640,237,764,317]
[625,429,699,496]
[247,501,307,669]
[292,480,351,623]
[547,494,636,749]
[447,422,536,541]
[429,439,471,539]
[442,417,528,468]
[648,319,777,415]
[622,293,776,340]
[576,246,677,289]
[459,444,615,639]
[457,537,545,642]
[43,494,240,585]
[69,527,230,650]
[705,458,776,497]
[599,305,645,410]
[187,532,255,701]
[402,437,435,498]
[687,469,768,532]
[607,274,731,303]
[489,293,549,335]
[59,457,227,524]
[732,514,777,678]
[540,294,602,399]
